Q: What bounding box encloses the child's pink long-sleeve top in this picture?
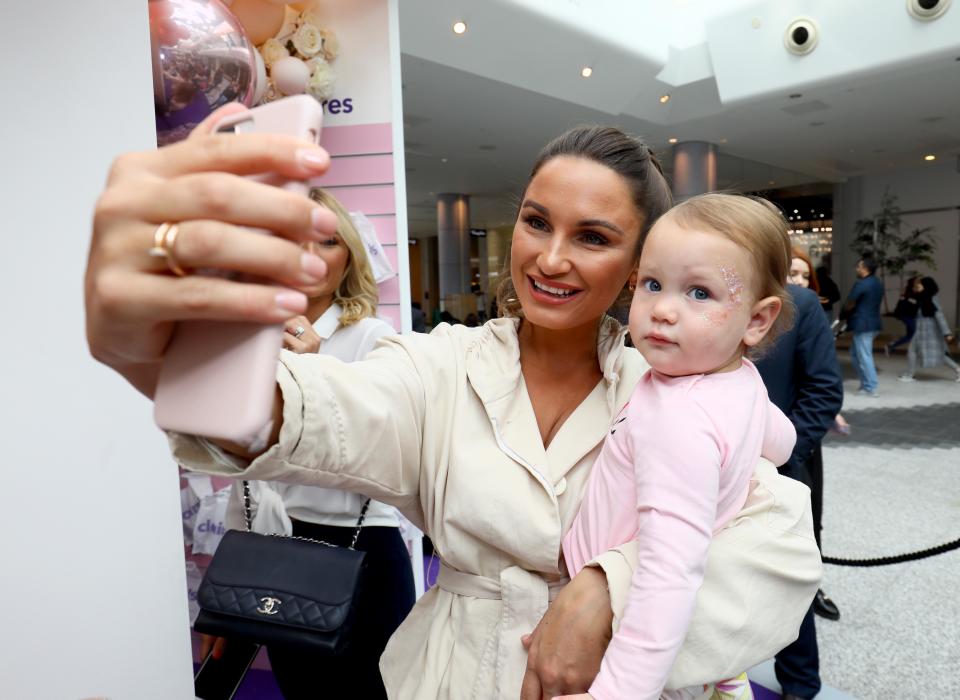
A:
[562,359,796,700]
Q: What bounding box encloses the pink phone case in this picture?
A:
[154,96,324,445]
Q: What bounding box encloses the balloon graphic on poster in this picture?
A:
[229,0,286,44]
[150,0,258,145]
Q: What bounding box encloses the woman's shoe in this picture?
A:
[897,374,915,382]
[813,589,840,621]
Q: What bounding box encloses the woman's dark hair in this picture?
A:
[917,276,941,317]
[497,125,673,317]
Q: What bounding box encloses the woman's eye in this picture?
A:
[524,215,548,231]
[688,287,710,301]
[642,279,661,292]
[579,231,608,246]
[319,237,340,247]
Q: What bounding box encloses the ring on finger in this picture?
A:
[148,222,188,277]
[293,325,306,339]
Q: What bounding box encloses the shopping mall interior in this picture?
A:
[400,4,960,698]
[4,1,960,699]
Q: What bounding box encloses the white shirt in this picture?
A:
[253,304,401,529]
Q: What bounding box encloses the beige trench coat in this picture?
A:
[171,318,821,700]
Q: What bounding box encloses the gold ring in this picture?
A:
[148,222,188,277]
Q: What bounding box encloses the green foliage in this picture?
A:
[850,188,937,285]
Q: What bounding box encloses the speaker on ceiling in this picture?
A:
[784,17,820,56]
[907,0,952,20]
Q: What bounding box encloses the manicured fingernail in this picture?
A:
[275,290,307,313]
[296,148,329,171]
[311,205,337,233]
[300,252,327,282]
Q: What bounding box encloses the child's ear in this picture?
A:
[743,296,782,347]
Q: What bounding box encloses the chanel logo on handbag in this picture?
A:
[257,596,282,615]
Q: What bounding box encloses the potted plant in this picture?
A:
[850,188,937,312]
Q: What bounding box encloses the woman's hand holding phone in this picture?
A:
[85,102,337,398]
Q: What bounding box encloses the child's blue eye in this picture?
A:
[643,279,661,292]
[688,287,710,301]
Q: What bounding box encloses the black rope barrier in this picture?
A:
[822,536,960,567]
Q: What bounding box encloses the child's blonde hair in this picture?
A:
[661,193,795,354]
[308,188,380,327]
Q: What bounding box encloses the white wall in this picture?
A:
[833,160,960,326]
[0,4,194,699]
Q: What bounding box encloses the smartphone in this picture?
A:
[154,96,323,445]
[193,640,261,700]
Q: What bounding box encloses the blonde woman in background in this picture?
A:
[210,189,415,699]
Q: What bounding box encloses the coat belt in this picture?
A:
[437,563,568,700]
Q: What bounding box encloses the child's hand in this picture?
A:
[552,695,594,700]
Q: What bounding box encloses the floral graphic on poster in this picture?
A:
[256,5,340,104]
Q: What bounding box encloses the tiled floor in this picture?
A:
[750,348,960,699]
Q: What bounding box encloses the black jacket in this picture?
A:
[755,285,844,478]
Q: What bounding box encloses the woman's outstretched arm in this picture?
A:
[85,103,338,401]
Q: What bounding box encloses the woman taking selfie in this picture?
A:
[85,104,820,699]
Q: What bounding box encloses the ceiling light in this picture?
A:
[580,66,593,78]
[452,21,466,34]
[924,154,936,161]
[659,94,671,104]
[668,137,678,144]
[793,209,799,213]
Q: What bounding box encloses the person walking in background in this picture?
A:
[756,282,844,700]
[815,265,841,319]
[898,276,960,383]
[784,250,847,613]
[885,277,919,356]
[843,257,884,397]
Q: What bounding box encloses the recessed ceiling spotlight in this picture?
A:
[659,94,671,104]
[581,66,593,78]
[793,209,799,213]
[924,154,936,161]
[719,138,728,144]
[668,137,678,144]
[452,21,467,34]
[769,180,776,185]
[441,157,448,163]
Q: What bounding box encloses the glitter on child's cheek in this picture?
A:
[719,265,744,307]
[699,308,729,327]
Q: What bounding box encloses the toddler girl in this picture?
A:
[559,194,799,700]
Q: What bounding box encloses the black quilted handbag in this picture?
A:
[194,481,370,655]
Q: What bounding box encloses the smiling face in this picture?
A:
[510,156,644,332]
[629,215,779,376]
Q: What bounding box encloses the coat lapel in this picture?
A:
[464,317,648,497]
[464,319,553,499]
